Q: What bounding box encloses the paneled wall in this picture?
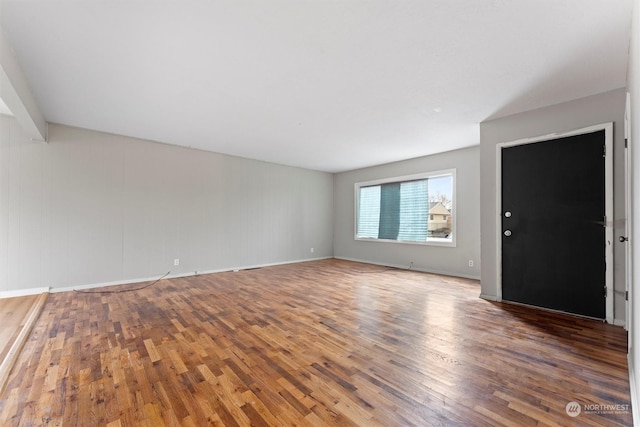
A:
[0,119,333,292]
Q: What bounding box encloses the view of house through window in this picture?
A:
[355,170,455,245]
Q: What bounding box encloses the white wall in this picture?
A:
[479,88,628,324]
[0,119,334,292]
[333,146,480,279]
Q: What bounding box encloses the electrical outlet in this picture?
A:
[310,247,314,253]
[468,260,474,267]
[174,258,180,266]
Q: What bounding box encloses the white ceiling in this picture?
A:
[0,0,632,172]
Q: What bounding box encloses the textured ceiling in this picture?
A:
[0,0,633,172]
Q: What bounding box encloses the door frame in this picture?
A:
[625,93,632,335]
[495,122,614,323]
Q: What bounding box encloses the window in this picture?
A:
[355,170,455,245]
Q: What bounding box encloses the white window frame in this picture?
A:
[354,169,456,247]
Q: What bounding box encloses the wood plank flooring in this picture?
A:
[0,259,632,426]
[0,293,49,394]
[0,295,40,364]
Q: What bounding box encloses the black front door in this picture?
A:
[501,130,606,319]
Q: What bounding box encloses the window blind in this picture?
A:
[356,179,429,242]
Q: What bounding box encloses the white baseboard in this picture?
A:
[479,293,499,301]
[0,287,50,299]
[50,256,333,293]
[614,318,627,327]
[52,274,172,293]
[334,256,481,280]
[628,353,639,426]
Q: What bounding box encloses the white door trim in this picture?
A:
[495,122,614,323]
[625,93,633,334]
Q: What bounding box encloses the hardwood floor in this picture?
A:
[0,293,48,394]
[0,295,40,364]
[0,259,632,426]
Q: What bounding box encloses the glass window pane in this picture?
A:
[357,186,380,238]
[355,170,455,246]
[398,179,428,241]
[428,175,453,239]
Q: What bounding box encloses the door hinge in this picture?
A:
[603,144,607,157]
[626,291,629,301]
[604,286,607,297]
[625,138,628,148]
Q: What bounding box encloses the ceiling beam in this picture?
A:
[0,28,46,142]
